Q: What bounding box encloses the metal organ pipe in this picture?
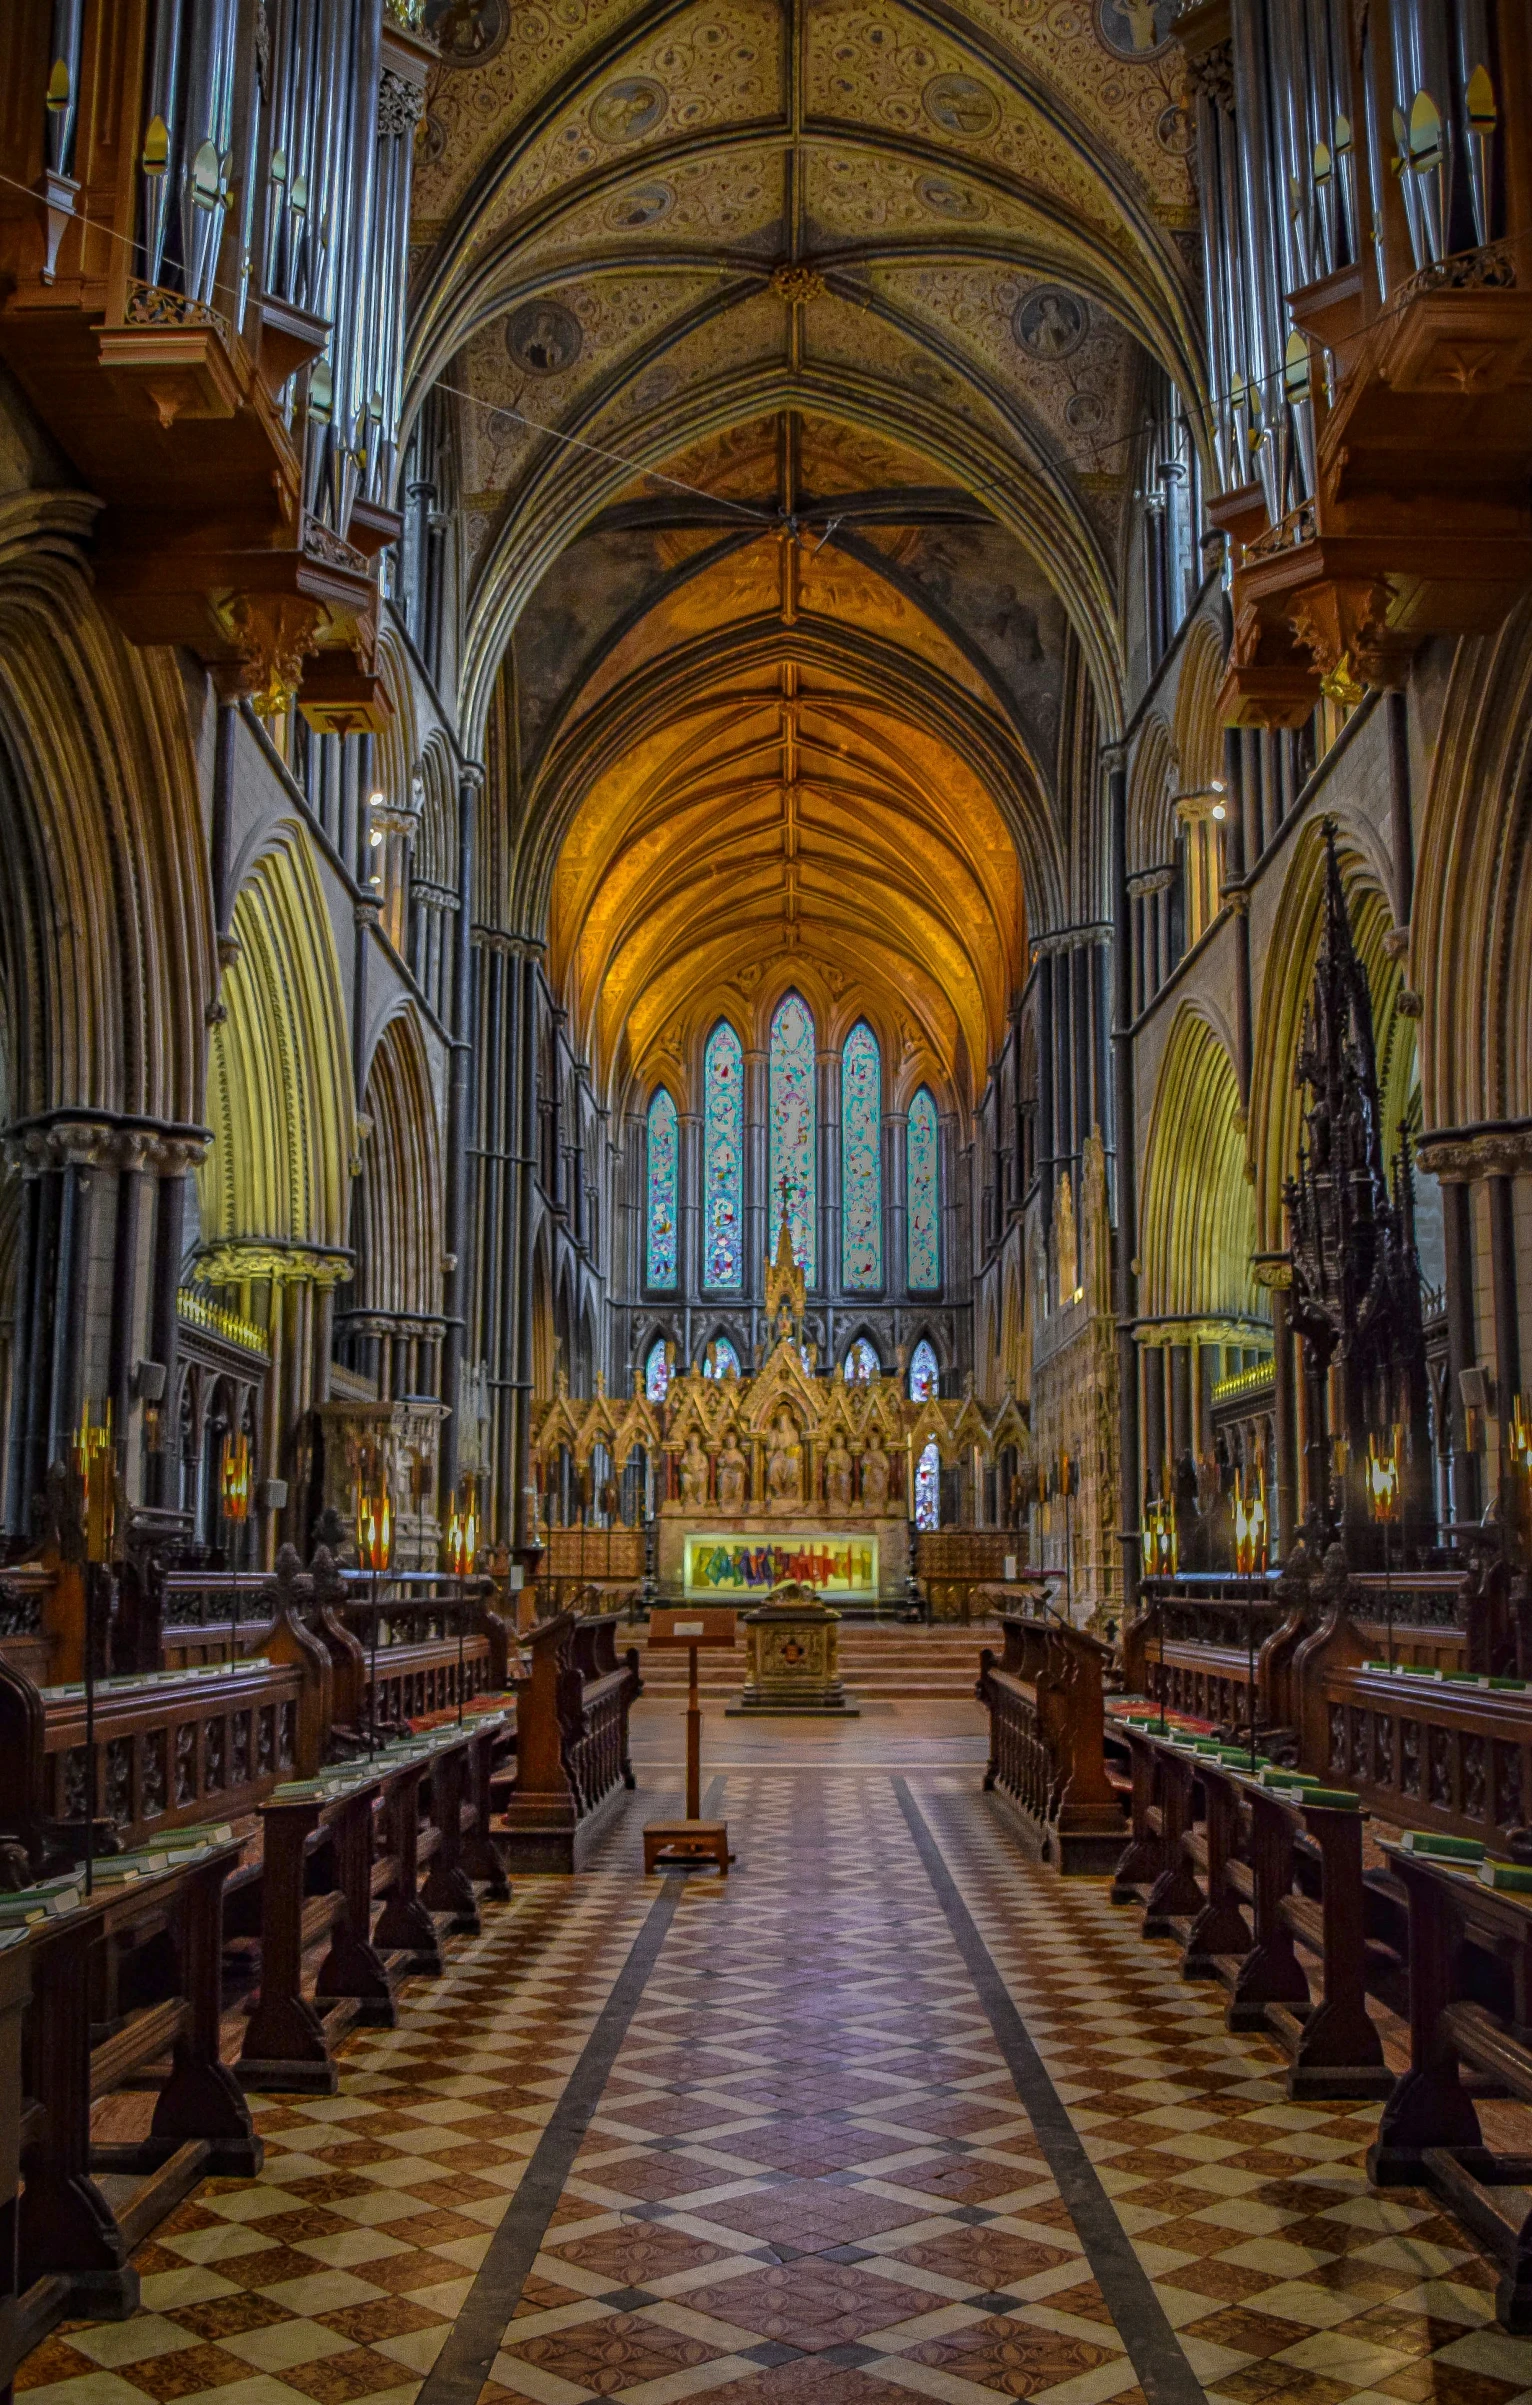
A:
[138,0,182,288]
[178,0,238,309]
[44,0,84,183]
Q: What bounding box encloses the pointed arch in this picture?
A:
[353,1009,443,1321]
[1139,1008,1263,1330]
[198,827,355,1272]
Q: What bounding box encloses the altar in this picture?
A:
[531,1198,1030,1611]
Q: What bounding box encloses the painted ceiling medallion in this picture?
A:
[423,0,510,68]
[607,181,675,230]
[917,174,987,221]
[590,76,669,145]
[1065,390,1104,430]
[1013,285,1088,360]
[506,298,584,375]
[1093,0,1178,61]
[922,75,1000,141]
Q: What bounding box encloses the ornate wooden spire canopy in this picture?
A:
[1284,822,1429,1545]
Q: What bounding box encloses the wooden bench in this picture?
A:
[232,1712,512,2092]
[977,1613,1125,1873]
[1110,1723,1394,2099]
[1370,1840,1532,2331]
[11,1840,258,2348]
[498,1612,641,1871]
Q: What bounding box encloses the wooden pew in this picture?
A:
[234,1713,511,2092]
[14,1840,258,2334]
[0,1932,39,2405]
[1370,1840,1532,2331]
[1128,1574,1301,1738]
[498,1612,641,1871]
[1110,1723,1394,2098]
[977,1613,1125,1872]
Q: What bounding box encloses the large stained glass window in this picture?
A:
[840,1021,882,1289]
[703,1335,742,1379]
[907,1086,940,1290]
[909,1338,939,1401]
[769,992,816,1280]
[843,1337,880,1384]
[703,1020,743,1288]
[645,1339,671,1401]
[645,1089,677,1289]
[915,1438,941,1528]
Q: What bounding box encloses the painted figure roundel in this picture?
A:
[1093,0,1178,60]
[922,74,999,141]
[505,300,583,376]
[590,77,669,145]
[607,181,675,231]
[1013,286,1088,361]
[917,174,987,221]
[424,0,510,68]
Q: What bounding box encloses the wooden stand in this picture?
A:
[643,1610,736,1874]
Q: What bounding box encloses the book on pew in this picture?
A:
[1399,1831,1486,1862]
[1479,1861,1532,1894]
[0,1880,82,1925]
[1295,1786,1361,1810]
[1258,1767,1323,1789]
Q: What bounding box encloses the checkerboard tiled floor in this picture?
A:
[24,1711,1532,2405]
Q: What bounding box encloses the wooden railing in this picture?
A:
[499,1612,641,1871]
[977,1613,1124,1873]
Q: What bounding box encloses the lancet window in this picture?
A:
[646,1089,677,1289]
[704,1335,742,1378]
[769,992,817,1281]
[843,1338,880,1383]
[915,1439,941,1529]
[645,1338,671,1401]
[909,1339,939,1401]
[907,1087,941,1289]
[703,1020,744,1289]
[841,1021,882,1289]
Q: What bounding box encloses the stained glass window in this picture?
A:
[704,1335,741,1379]
[703,1020,743,1288]
[844,1338,880,1383]
[645,1089,677,1289]
[909,1338,939,1401]
[644,1339,671,1401]
[840,1021,882,1288]
[769,992,816,1282]
[907,1086,940,1290]
[915,1437,941,1529]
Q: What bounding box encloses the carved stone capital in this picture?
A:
[195,1240,354,1289]
[1416,1129,1532,1182]
[228,592,323,716]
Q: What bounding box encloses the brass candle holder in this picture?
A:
[73,1401,115,1894]
[443,1479,479,1724]
[1366,1427,1402,1669]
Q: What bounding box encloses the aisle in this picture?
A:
[18,1724,1532,2405]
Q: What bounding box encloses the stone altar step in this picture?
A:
[629,1620,995,1700]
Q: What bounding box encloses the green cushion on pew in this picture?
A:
[1296,1786,1361,1810]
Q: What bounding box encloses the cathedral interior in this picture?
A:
[4,0,1532,2399]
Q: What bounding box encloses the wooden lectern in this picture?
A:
[643,1607,736,1874]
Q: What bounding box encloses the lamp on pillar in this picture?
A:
[220,1428,252,1661]
[443,1477,479,1725]
[1367,1427,1402,1667]
[355,1450,392,1754]
[72,1400,115,1895]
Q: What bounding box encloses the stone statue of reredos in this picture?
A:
[716,1429,748,1513]
[678,1430,710,1509]
[824,1430,854,1514]
[859,1427,891,1513]
[765,1409,802,1507]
